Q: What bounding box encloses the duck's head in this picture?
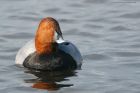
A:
[35,17,63,55]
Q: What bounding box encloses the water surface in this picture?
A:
[0,0,140,93]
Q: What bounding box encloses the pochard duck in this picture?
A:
[15,17,82,71]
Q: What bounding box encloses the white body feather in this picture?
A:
[15,39,83,67]
[15,39,35,65]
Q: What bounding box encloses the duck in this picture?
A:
[15,17,82,71]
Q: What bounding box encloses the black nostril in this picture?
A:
[64,42,69,45]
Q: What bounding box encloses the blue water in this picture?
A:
[0,0,140,93]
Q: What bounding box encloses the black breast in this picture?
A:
[23,50,77,71]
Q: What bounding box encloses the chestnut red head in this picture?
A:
[35,17,63,55]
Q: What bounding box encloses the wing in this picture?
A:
[15,39,35,65]
[57,41,83,67]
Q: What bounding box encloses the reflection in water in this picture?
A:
[24,69,77,91]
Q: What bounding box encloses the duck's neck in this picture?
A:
[35,24,55,55]
[36,42,57,55]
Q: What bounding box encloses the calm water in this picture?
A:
[0,0,140,93]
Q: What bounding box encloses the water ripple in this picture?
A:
[120,62,140,68]
[119,12,140,19]
[59,18,76,24]
[83,53,111,60]
[0,38,6,43]
[129,44,140,48]
[43,8,61,14]
[64,29,101,38]
[84,24,103,29]
[0,47,19,53]
[8,15,40,22]
[110,25,131,31]
[108,51,140,57]
[84,0,109,4]
[69,3,85,7]
[1,32,34,39]
[0,54,14,60]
